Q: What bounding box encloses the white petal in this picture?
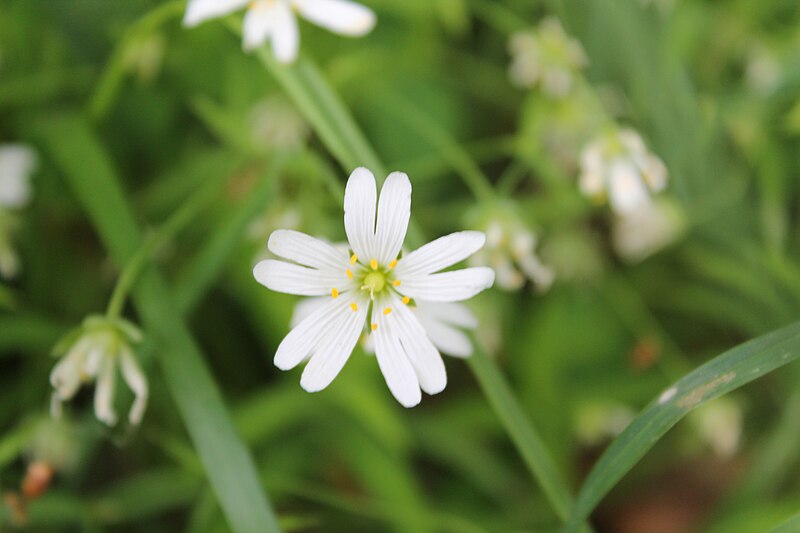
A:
[293,0,376,36]
[275,296,352,370]
[183,0,249,27]
[391,298,446,395]
[400,267,495,302]
[49,352,83,401]
[420,319,473,358]
[0,144,36,209]
[290,296,328,328]
[374,172,411,265]
[372,305,421,407]
[120,347,148,425]
[300,296,367,392]
[608,161,650,214]
[94,357,118,426]
[243,0,299,62]
[394,231,486,278]
[417,301,478,329]
[253,259,345,296]
[343,167,377,260]
[269,229,349,270]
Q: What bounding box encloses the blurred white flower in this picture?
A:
[508,17,587,98]
[50,316,149,427]
[183,0,376,63]
[469,216,553,292]
[579,128,668,214]
[248,95,310,151]
[254,168,494,407]
[574,401,635,446]
[745,44,781,95]
[612,197,685,263]
[690,397,742,458]
[0,144,36,210]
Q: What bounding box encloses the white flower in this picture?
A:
[0,144,36,210]
[579,128,668,214]
[508,18,587,98]
[253,168,494,407]
[612,198,684,263]
[183,0,376,63]
[49,316,149,426]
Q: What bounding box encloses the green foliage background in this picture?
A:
[1,0,800,531]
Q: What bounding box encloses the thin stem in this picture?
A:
[467,346,575,522]
[106,172,227,318]
[376,90,497,202]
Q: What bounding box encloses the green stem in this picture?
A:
[467,346,574,521]
[106,168,227,319]
[376,90,497,202]
[88,0,184,121]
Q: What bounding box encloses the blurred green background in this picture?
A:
[1,0,800,531]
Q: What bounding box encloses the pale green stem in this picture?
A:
[106,172,227,319]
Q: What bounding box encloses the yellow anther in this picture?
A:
[383,307,392,316]
[388,259,398,270]
[370,259,378,270]
[331,288,339,299]
[371,323,378,331]
[346,269,353,280]
[392,280,401,287]
[350,303,359,312]
[350,254,358,265]
[402,296,411,305]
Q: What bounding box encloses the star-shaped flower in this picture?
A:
[183,0,376,63]
[253,168,494,407]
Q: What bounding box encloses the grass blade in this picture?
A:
[566,320,800,531]
[39,114,281,533]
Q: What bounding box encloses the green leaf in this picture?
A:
[770,511,800,533]
[566,320,800,531]
[39,114,281,533]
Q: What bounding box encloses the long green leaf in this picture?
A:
[566,320,800,531]
[770,512,800,533]
[39,114,281,533]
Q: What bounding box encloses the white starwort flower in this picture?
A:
[0,144,36,210]
[253,168,494,407]
[579,128,668,215]
[49,316,149,426]
[183,0,376,63]
[612,197,685,263]
[508,17,587,98]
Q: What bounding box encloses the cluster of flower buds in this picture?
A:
[508,17,588,99]
[469,207,554,292]
[49,315,148,427]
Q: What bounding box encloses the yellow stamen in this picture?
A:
[346,269,353,280]
[350,254,358,265]
[402,296,411,305]
[388,259,398,270]
[331,288,339,299]
[370,259,378,270]
[371,323,378,331]
[383,307,392,316]
[350,303,359,312]
[392,280,401,287]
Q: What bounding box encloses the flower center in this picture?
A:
[362,271,386,295]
